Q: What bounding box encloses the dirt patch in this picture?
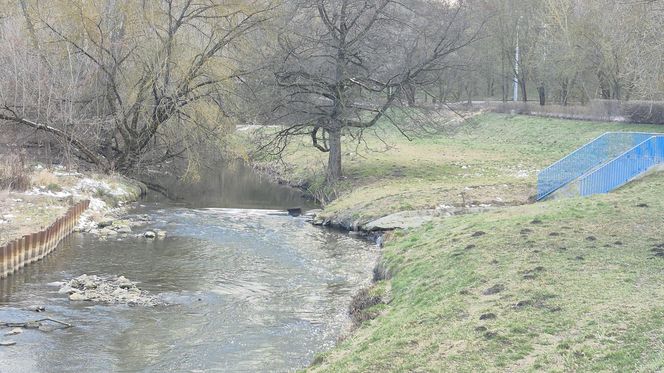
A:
[349,287,383,327]
[479,313,497,320]
[521,266,545,280]
[483,284,505,295]
[650,248,664,258]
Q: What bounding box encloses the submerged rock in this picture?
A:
[59,274,161,306]
[116,226,132,234]
[4,328,22,336]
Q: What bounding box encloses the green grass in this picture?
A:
[270,113,664,372]
[267,113,664,224]
[309,174,664,372]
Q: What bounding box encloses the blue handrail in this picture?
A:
[537,132,660,200]
[578,136,664,196]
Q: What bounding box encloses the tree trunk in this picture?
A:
[560,79,569,106]
[405,84,416,107]
[326,128,342,183]
[538,83,545,106]
[598,71,611,99]
[519,76,528,102]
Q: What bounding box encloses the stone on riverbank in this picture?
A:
[363,210,438,231]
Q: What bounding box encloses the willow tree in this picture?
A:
[253,0,482,183]
[0,0,272,175]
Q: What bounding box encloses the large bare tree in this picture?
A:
[252,0,482,183]
[0,0,271,175]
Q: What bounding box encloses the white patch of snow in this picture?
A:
[24,187,72,198]
[74,178,128,197]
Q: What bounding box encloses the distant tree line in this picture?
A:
[0,0,662,183]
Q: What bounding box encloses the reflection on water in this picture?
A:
[0,207,378,372]
[143,161,315,210]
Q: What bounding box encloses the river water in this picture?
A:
[0,167,378,372]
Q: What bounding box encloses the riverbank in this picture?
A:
[0,167,145,247]
[257,113,664,230]
[254,113,664,371]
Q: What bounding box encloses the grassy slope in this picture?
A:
[303,114,664,371]
[278,113,664,223]
[311,176,664,371]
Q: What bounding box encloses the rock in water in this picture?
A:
[69,293,88,301]
[287,208,302,217]
[143,231,156,239]
[117,226,132,234]
[97,220,113,228]
[4,328,22,336]
[60,274,161,306]
[0,341,16,347]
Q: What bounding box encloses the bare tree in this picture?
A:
[252,0,482,183]
[0,0,272,175]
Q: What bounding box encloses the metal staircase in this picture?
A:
[537,132,664,200]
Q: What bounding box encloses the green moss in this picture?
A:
[46,182,62,192]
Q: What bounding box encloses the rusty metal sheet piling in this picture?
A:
[0,200,90,279]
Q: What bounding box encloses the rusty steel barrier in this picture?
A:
[0,199,90,279]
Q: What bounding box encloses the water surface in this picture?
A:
[0,205,377,372]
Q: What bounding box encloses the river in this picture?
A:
[0,165,378,372]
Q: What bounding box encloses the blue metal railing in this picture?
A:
[578,136,664,196]
[537,132,660,200]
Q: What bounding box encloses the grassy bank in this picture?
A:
[311,173,664,371]
[261,113,664,371]
[265,113,663,225]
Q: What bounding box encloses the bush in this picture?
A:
[0,154,31,191]
[32,168,59,187]
[46,183,63,192]
[478,99,664,124]
[623,101,664,124]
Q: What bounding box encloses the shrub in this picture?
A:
[0,154,31,191]
[32,168,59,187]
[622,101,664,124]
[46,183,63,192]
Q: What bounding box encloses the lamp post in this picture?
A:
[513,16,522,102]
